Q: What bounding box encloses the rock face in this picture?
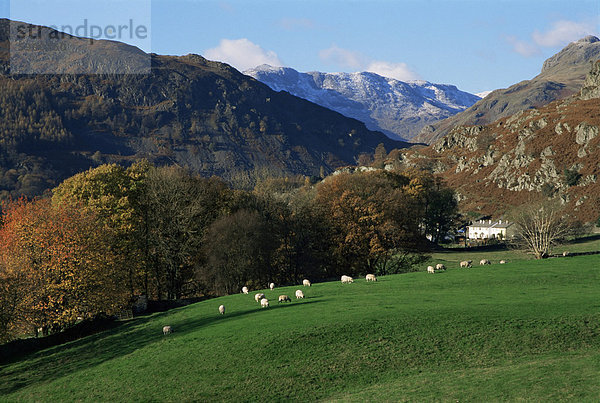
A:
[0,19,408,198]
[580,60,600,100]
[244,65,480,141]
[397,62,600,223]
[414,36,600,144]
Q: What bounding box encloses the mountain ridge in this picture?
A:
[244,65,480,141]
[414,36,600,144]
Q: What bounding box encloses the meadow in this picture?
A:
[1,253,599,401]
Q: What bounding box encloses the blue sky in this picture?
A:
[3,0,599,93]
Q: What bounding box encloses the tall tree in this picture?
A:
[144,166,230,299]
[0,198,127,336]
[51,163,149,297]
[314,170,425,276]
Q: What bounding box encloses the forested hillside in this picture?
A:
[0,19,406,198]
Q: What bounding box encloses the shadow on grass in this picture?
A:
[436,244,510,254]
[566,234,600,245]
[0,299,324,395]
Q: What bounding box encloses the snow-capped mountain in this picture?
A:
[244,65,480,141]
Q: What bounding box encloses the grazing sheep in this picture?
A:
[261,298,269,308]
[341,275,354,284]
[255,293,265,303]
[162,325,172,335]
[278,295,291,303]
[218,304,225,315]
[365,274,377,282]
[295,289,304,299]
[435,263,445,271]
[563,251,570,257]
[480,259,491,265]
[460,260,472,268]
[302,279,311,287]
[427,265,435,274]
[242,286,249,294]
[269,282,275,290]
[499,260,506,264]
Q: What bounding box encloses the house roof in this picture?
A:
[468,220,513,229]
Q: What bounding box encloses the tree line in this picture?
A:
[0,162,458,341]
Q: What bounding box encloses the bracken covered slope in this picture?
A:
[414,36,600,145]
[399,60,600,223]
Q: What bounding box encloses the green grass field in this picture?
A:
[1,255,599,401]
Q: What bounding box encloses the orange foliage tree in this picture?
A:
[0,198,128,339]
[314,170,427,276]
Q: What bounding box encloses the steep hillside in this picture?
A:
[2,257,599,400]
[415,36,600,144]
[399,60,600,222]
[245,65,480,141]
[0,19,406,197]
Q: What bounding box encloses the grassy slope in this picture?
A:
[429,235,600,267]
[1,255,600,401]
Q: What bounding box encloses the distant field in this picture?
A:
[429,234,600,267]
[1,255,599,401]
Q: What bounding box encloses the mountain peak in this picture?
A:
[540,35,600,75]
[577,35,600,44]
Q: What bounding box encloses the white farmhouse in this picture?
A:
[467,219,514,240]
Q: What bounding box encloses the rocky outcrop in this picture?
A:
[580,60,600,100]
[397,61,600,222]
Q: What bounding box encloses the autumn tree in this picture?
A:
[51,162,149,297]
[0,198,128,337]
[314,170,427,276]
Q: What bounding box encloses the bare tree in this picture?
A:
[511,202,574,259]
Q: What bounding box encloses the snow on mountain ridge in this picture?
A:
[245,65,480,140]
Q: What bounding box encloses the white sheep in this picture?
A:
[242,286,249,294]
[365,274,377,282]
[219,304,225,315]
[460,260,472,268]
[427,265,435,273]
[295,289,304,299]
[255,293,265,302]
[563,251,570,257]
[480,259,491,265]
[162,325,172,335]
[302,279,311,287]
[261,298,269,308]
[278,295,291,303]
[269,282,275,290]
[341,275,354,284]
[499,260,506,264]
[435,263,445,271]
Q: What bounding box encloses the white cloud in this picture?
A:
[507,19,598,58]
[204,38,283,71]
[318,45,364,69]
[532,20,596,47]
[506,36,540,57]
[365,61,420,81]
[319,45,420,81]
